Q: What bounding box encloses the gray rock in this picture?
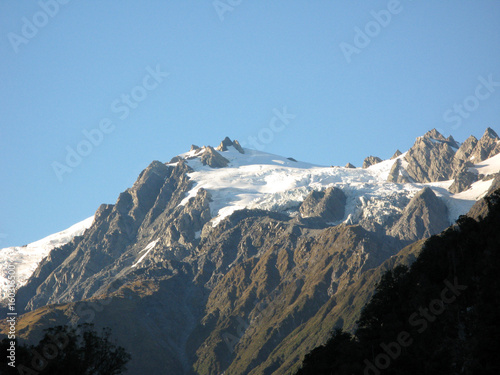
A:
[362,156,382,169]
[232,139,245,154]
[215,136,234,152]
[449,166,478,194]
[215,137,245,154]
[404,131,456,182]
[345,163,356,169]
[169,155,183,163]
[470,127,500,162]
[299,187,346,222]
[200,146,229,168]
[453,135,478,169]
[391,150,402,159]
[425,128,460,148]
[387,159,410,183]
[389,187,449,241]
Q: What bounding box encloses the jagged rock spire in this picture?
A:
[362,156,382,169]
[216,137,245,154]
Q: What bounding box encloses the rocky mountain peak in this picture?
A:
[200,146,229,168]
[422,128,459,148]
[215,136,245,154]
[470,127,500,162]
[424,128,445,140]
[362,156,382,169]
[389,186,449,241]
[387,159,410,183]
[391,150,402,159]
[404,131,456,183]
[299,187,346,222]
[345,162,356,169]
[483,127,499,140]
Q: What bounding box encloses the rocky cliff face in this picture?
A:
[389,187,449,242]
[403,130,457,182]
[299,187,346,222]
[362,156,382,168]
[387,159,410,183]
[381,128,500,193]
[3,131,500,375]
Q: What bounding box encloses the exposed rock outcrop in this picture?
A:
[470,127,500,162]
[389,187,449,241]
[216,136,245,154]
[391,150,402,159]
[404,130,456,182]
[345,162,356,169]
[453,135,478,169]
[299,187,346,222]
[387,159,410,183]
[362,156,382,169]
[200,146,229,168]
[449,165,478,194]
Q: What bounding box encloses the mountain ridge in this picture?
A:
[2,128,500,375]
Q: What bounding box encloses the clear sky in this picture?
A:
[1,1,500,247]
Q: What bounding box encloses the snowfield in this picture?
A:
[3,141,500,300]
[174,146,500,228]
[0,216,94,299]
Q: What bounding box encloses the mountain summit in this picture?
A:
[1,129,500,375]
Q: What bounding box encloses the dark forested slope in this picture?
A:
[297,188,500,375]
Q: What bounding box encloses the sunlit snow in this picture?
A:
[131,240,158,268]
[0,216,94,299]
[175,146,499,228]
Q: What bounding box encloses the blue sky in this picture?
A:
[1,0,499,247]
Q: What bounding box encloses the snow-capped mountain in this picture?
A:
[0,217,94,299]
[173,132,498,229]
[2,129,500,375]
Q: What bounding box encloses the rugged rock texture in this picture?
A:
[470,127,500,162]
[404,129,457,182]
[216,136,245,154]
[362,156,382,169]
[344,162,355,169]
[449,165,478,194]
[425,128,460,148]
[4,131,500,375]
[15,161,209,312]
[299,187,346,222]
[389,187,449,241]
[3,159,414,375]
[465,173,500,221]
[387,159,410,183]
[397,128,499,192]
[391,149,402,159]
[200,146,229,168]
[453,135,478,169]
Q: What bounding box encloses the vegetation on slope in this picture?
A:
[296,189,500,375]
